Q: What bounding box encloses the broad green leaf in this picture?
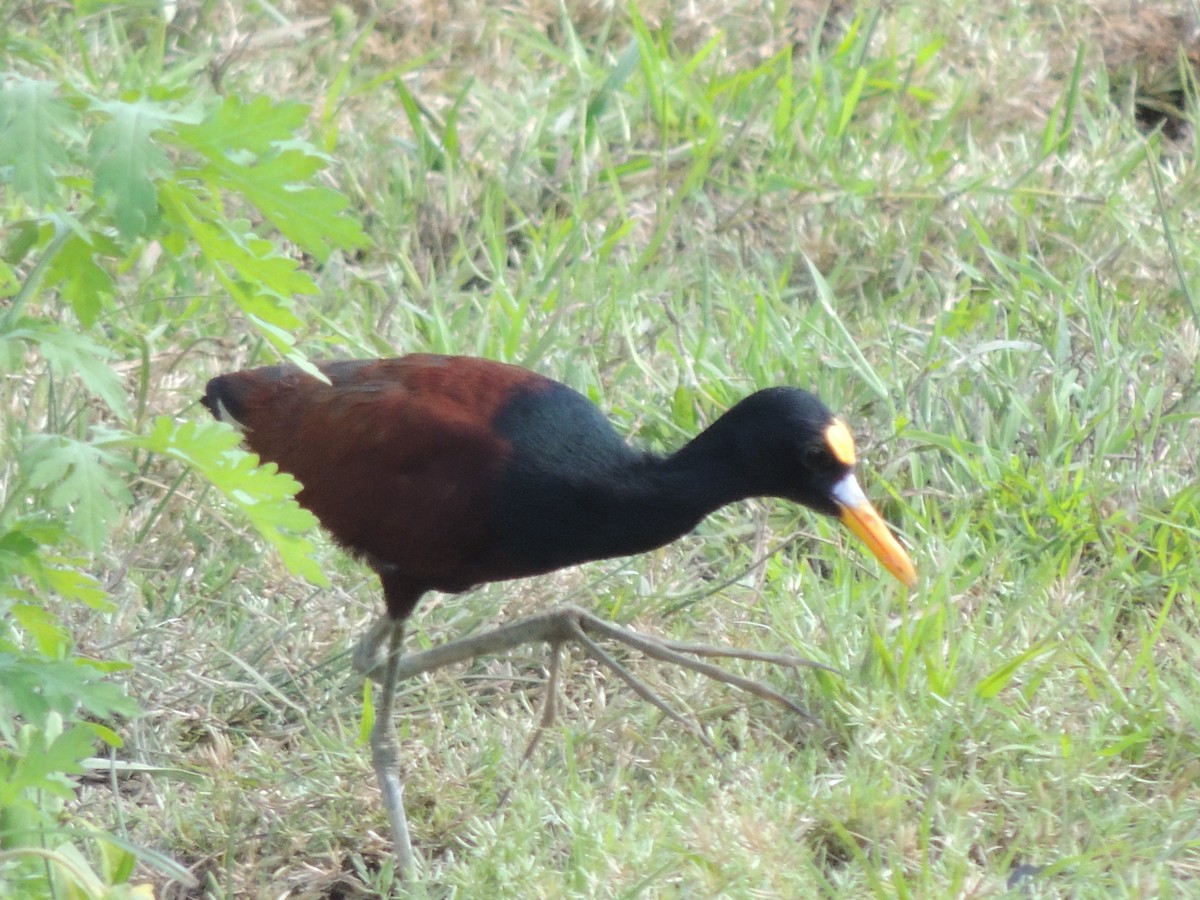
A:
[176,94,310,156]
[172,95,368,262]
[0,721,105,804]
[2,219,41,265]
[0,653,140,727]
[0,527,41,569]
[199,149,368,262]
[135,417,328,586]
[158,182,310,355]
[10,604,70,658]
[42,564,111,611]
[5,323,130,419]
[89,97,177,239]
[159,181,317,300]
[43,231,117,327]
[0,524,88,603]
[0,76,78,208]
[21,434,134,550]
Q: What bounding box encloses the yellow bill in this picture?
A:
[831,473,917,588]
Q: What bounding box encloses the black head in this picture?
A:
[716,387,856,515]
[704,387,917,587]
[201,374,250,424]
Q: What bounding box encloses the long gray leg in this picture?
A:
[356,603,831,871]
[363,619,415,876]
[367,604,831,728]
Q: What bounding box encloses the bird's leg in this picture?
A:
[493,640,564,812]
[352,616,394,675]
[563,615,716,749]
[364,604,835,735]
[517,640,562,768]
[490,622,716,816]
[576,615,825,723]
[362,619,416,877]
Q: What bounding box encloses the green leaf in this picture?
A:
[43,230,118,327]
[10,604,71,658]
[158,182,316,355]
[134,417,329,586]
[159,181,316,303]
[394,78,446,171]
[0,653,140,727]
[203,148,368,262]
[0,524,111,626]
[586,40,640,134]
[4,323,131,419]
[0,720,108,805]
[89,98,175,238]
[42,564,112,611]
[173,95,369,262]
[0,75,78,208]
[0,257,17,298]
[21,434,134,551]
[177,94,310,157]
[0,527,41,568]
[2,219,41,266]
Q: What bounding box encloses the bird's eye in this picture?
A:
[803,445,831,470]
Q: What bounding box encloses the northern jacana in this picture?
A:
[201,353,916,874]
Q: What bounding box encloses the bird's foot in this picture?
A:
[361,604,836,748]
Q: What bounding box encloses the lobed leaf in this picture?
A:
[42,230,118,327]
[21,435,134,551]
[176,94,310,157]
[4,323,130,420]
[173,95,369,262]
[158,182,313,335]
[0,653,140,729]
[0,75,78,208]
[135,417,328,586]
[87,98,179,239]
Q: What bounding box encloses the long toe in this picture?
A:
[352,617,394,680]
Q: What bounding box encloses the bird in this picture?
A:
[201,353,917,874]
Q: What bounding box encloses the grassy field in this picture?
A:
[5,0,1200,896]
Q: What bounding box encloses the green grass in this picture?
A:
[4,0,1200,895]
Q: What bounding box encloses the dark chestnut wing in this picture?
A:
[204,355,555,594]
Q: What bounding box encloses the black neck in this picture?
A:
[554,421,752,562]
[491,397,778,575]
